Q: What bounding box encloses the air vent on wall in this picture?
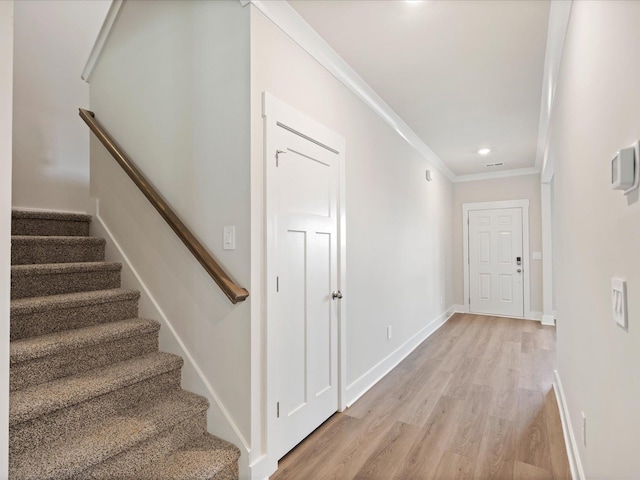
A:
[484,162,504,168]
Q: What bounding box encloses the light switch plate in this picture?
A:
[611,278,627,329]
[223,226,236,250]
[532,251,542,260]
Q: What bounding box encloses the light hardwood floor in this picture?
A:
[271,313,571,480]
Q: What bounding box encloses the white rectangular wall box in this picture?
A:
[611,278,628,328]
[611,142,640,194]
[223,226,236,250]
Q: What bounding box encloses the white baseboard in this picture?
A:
[88,199,251,476]
[345,305,456,407]
[248,454,276,480]
[542,314,556,326]
[528,310,543,321]
[453,304,466,313]
[553,369,585,480]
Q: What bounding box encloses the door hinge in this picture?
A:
[276,150,286,167]
[276,276,279,292]
[277,402,280,418]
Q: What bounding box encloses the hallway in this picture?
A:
[271,314,570,479]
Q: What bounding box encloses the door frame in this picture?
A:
[462,199,531,319]
[262,92,347,463]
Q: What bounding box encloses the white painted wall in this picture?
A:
[87,0,252,475]
[12,0,110,213]
[452,173,543,314]
[0,3,13,476]
[549,1,640,477]
[250,5,454,472]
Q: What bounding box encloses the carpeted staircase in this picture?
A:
[9,210,241,480]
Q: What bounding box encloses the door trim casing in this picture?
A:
[262,92,347,465]
[462,199,531,319]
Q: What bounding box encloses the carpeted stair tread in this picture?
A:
[10,288,139,316]
[9,370,182,456]
[11,261,122,299]
[12,210,93,222]
[10,351,183,426]
[11,318,159,364]
[11,235,105,265]
[9,389,209,480]
[11,261,121,277]
[12,210,92,237]
[10,319,159,391]
[10,289,141,341]
[136,432,241,480]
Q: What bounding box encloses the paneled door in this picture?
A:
[468,208,524,317]
[269,118,340,461]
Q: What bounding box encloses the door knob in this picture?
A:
[517,269,522,273]
[332,291,343,300]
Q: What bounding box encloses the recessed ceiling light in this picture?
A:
[406,0,422,3]
[478,148,491,155]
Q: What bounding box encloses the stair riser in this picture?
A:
[9,369,182,456]
[11,298,138,341]
[211,462,240,480]
[76,412,208,480]
[11,332,159,392]
[11,241,105,265]
[11,269,121,299]
[12,218,90,237]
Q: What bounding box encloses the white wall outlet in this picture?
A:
[386,325,392,340]
[611,278,628,329]
[532,251,542,260]
[223,226,236,250]
[581,411,587,447]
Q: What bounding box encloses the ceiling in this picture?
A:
[287,0,551,177]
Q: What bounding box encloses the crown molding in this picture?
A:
[535,0,573,175]
[81,0,123,83]
[453,167,540,184]
[249,0,456,181]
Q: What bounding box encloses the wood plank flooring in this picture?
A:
[270,313,571,480]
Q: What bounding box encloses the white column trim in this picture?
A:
[462,199,531,319]
[0,2,13,476]
[535,0,573,171]
[541,181,555,325]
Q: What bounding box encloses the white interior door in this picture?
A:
[468,208,524,317]
[271,122,340,460]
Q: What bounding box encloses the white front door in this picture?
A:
[270,120,340,460]
[468,208,524,317]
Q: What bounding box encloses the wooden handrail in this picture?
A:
[79,108,249,304]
